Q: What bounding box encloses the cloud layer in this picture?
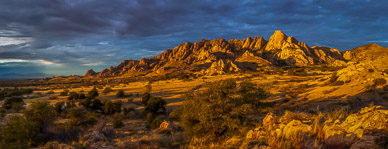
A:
[0,0,387,75]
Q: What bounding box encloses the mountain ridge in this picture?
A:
[84,30,377,78]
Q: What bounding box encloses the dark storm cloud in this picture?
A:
[0,0,387,75]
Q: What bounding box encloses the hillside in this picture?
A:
[84,30,347,78]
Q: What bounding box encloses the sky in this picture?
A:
[0,0,387,76]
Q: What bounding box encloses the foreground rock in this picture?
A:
[241,105,388,149]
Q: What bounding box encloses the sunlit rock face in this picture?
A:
[263,30,347,66]
[84,30,351,77]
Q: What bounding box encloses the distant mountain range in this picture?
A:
[84,30,349,78]
[0,73,53,79]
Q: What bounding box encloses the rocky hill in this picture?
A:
[85,30,350,77]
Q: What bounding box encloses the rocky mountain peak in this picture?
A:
[84,69,96,77]
[84,30,354,77]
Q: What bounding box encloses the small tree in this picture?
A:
[116,90,125,98]
[104,101,113,114]
[87,87,99,99]
[113,113,124,128]
[23,101,56,135]
[54,102,65,115]
[102,87,113,95]
[60,89,69,96]
[68,92,79,100]
[142,93,151,105]
[145,97,167,114]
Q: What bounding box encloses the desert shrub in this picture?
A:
[144,97,167,115]
[54,102,65,115]
[81,98,104,111]
[123,107,134,118]
[146,112,155,123]
[299,71,308,76]
[328,72,339,83]
[113,113,124,128]
[180,79,269,141]
[0,116,34,148]
[374,78,386,86]
[60,89,69,96]
[91,99,103,111]
[331,81,345,86]
[68,92,78,100]
[150,118,163,129]
[102,87,113,94]
[78,93,86,99]
[87,87,99,99]
[179,73,190,80]
[23,101,56,132]
[11,102,25,112]
[3,97,24,109]
[104,101,122,114]
[0,88,33,98]
[68,92,86,100]
[142,92,151,105]
[113,101,122,113]
[126,98,134,103]
[0,101,57,147]
[49,95,58,100]
[116,90,125,98]
[0,108,6,117]
[67,108,96,127]
[287,69,296,76]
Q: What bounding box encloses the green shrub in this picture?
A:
[329,72,339,83]
[113,113,124,128]
[150,118,162,129]
[0,88,33,98]
[87,87,99,99]
[146,112,155,123]
[374,78,386,86]
[331,81,344,86]
[180,79,269,140]
[0,116,34,148]
[3,97,24,109]
[116,90,125,98]
[60,89,69,96]
[287,69,296,76]
[67,108,96,127]
[49,95,58,100]
[104,101,122,114]
[142,93,151,105]
[0,101,57,147]
[102,87,113,95]
[0,108,6,117]
[68,92,86,100]
[144,97,167,114]
[54,102,65,115]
